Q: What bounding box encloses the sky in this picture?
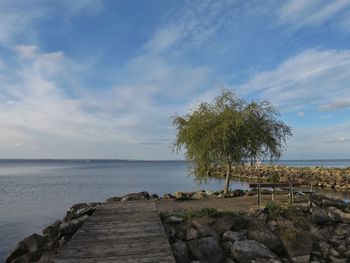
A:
[0,0,350,160]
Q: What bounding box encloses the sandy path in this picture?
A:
[156,194,295,213]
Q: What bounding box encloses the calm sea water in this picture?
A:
[0,159,349,260]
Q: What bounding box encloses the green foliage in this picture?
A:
[264,202,283,218]
[200,208,222,217]
[268,172,280,183]
[173,89,292,189]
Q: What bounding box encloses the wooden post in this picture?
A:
[289,182,294,205]
[272,186,275,201]
[258,171,262,206]
[309,183,313,207]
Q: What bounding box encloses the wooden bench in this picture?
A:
[249,182,313,206]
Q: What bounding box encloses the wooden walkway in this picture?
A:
[53,201,176,263]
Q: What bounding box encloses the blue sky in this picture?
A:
[0,0,350,160]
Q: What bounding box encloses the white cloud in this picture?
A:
[0,38,213,159]
[297,111,305,117]
[234,49,350,112]
[13,45,38,59]
[0,0,104,44]
[286,121,350,159]
[278,0,350,30]
[319,99,350,111]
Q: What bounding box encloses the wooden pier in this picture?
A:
[52,201,175,263]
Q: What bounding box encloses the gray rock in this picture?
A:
[214,216,235,235]
[172,240,190,263]
[335,224,350,235]
[248,223,282,252]
[43,220,61,242]
[173,192,186,199]
[192,191,207,199]
[163,193,175,199]
[43,220,61,236]
[311,208,333,224]
[223,231,244,243]
[328,206,350,223]
[188,237,224,263]
[22,234,46,252]
[192,220,219,239]
[105,196,121,203]
[64,202,97,221]
[205,190,214,196]
[121,191,150,201]
[150,194,159,199]
[186,228,199,240]
[222,241,233,252]
[5,241,28,263]
[231,240,279,263]
[167,216,183,224]
[10,249,44,263]
[276,221,313,263]
[225,258,235,263]
[60,215,89,236]
[74,207,95,219]
[328,256,347,263]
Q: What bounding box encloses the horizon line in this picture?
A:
[0,158,349,162]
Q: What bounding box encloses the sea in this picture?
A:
[0,159,349,260]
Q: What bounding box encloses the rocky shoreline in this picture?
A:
[213,165,350,190]
[5,189,350,263]
[162,194,350,263]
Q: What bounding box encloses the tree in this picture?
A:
[173,90,292,194]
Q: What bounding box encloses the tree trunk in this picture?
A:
[224,163,232,195]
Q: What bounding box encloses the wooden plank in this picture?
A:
[52,201,175,263]
[249,182,304,188]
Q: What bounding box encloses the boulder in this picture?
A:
[60,215,89,236]
[105,196,121,203]
[64,203,98,221]
[74,207,95,219]
[174,192,186,199]
[231,240,279,263]
[150,194,159,199]
[6,241,29,263]
[167,216,183,224]
[172,240,190,263]
[247,222,282,253]
[335,224,350,236]
[276,220,313,263]
[163,223,177,241]
[22,234,46,252]
[192,191,207,199]
[192,220,219,239]
[311,208,333,224]
[223,231,244,243]
[188,237,224,263]
[9,249,44,263]
[222,241,233,252]
[163,193,175,199]
[205,190,214,196]
[6,234,46,263]
[230,214,250,231]
[331,208,350,223]
[43,220,61,240]
[328,256,347,263]
[186,228,199,241]
[214,216,235,235]
[121,191,150,201]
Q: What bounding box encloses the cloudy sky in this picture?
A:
[0,0,349,160]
